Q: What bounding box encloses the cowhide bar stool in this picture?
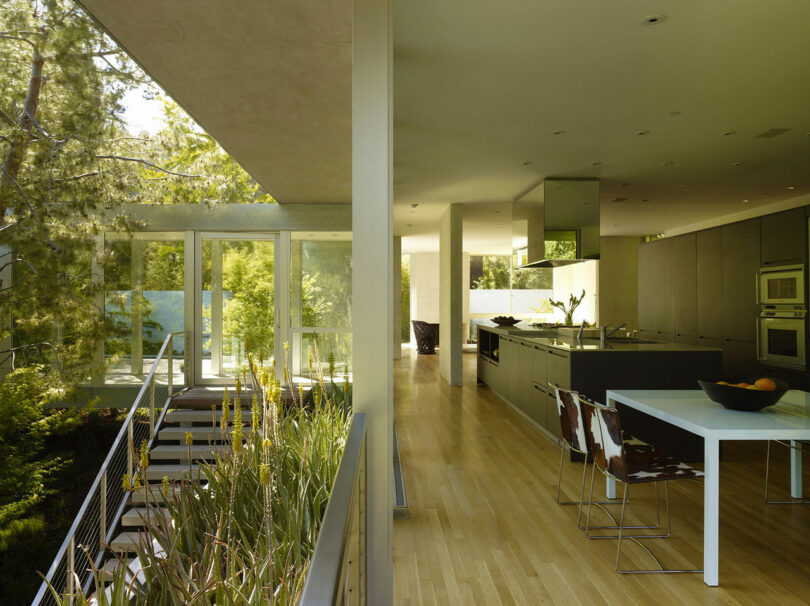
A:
[580,396,703,574]
[551,384,638,530]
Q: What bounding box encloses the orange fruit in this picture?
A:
[717,380,729,385]
[736,382,750,388]
[755,378,777,392]
[745,385,762,390]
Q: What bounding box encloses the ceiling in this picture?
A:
[79,1,810,250]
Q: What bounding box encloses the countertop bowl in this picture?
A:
[698,378,789,411]
[490,317,520,327]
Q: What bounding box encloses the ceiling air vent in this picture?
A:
[755,128,792,138]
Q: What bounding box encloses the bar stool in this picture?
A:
[580,396,703,574]
[764,440,810,504]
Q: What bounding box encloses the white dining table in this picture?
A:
[605,389,810,587]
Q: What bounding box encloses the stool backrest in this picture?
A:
[579,395,628,482]
[551,383,587,455]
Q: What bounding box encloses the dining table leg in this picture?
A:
[790,440,803,499]
[704,436,720,586]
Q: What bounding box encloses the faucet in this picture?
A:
[577,320,586,342]
[600,322,626,348]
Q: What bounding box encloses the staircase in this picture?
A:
[102,388,256,582]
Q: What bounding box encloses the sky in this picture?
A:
[120,85,166,135]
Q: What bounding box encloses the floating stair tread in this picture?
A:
[110,531,150,552]
[151,444,227,460]
[144,464,200,481]
[101,557,138,581]
[165,409,233,424]
[121,507,170,527]
[158,426,252,442]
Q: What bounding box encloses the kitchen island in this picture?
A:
[477,324,722,459]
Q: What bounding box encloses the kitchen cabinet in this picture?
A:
[517,340,535,418]
[673,233,697,341]
[533,344,548,385]
[653,238,676,337]
[722,219,760,343]
[761,208,807,267]
[696,228,723,342]
[638,241,654,334]
[538,383,563,440]
[547,348,571,389]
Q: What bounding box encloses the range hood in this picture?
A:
[513,178,600,268]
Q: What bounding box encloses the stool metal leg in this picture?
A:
[765,440,810,505]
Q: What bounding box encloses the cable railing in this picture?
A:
[31,331,188,606]
[300,412,367,606]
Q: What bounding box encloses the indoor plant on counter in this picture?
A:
[548,289,586,326]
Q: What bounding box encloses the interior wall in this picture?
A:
[409,251,470,342]
[599,236,642,331]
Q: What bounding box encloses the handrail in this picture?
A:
[32,330,188,606]
[300,412,367,606]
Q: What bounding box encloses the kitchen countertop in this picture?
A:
[479,323,722,353]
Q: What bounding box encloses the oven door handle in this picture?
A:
[756,317,763,362]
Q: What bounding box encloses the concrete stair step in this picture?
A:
[151,444,227,461]
[158,426,251,442]
[171,387,257,409]
[110,531,149,553]
[165,409,236,424]
[101,557,137,581]
[144,463,200,481]
[121,507,170,527]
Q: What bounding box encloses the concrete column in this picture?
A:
[352,0,393,601]
[210,240,223,375]
[393,236,402,360]
[91,235,105,386]
[439,204,463,385]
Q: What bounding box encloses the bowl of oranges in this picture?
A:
[697,377,789,411]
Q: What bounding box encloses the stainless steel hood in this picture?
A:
[513,178,600,268]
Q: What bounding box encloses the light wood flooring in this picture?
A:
[393,349,810,605]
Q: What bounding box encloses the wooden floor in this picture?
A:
[393,349,810,605]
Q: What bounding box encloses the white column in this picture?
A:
[439,204,463,385]
[393,236,402,360]
[352,0,393,601]
[210,240,223,375]
[275,232,292,382]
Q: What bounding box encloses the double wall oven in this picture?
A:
[758,265,806,369]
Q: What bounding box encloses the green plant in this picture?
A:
[51,348,351,604]
[548,289,586,325]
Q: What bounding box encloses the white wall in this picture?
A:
[469,289,553,316]
[551,261,599,325]
[410,251,470,341]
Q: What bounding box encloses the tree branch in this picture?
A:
[0,33,37,49]
[0,107,15,127]
[94,155,204,178]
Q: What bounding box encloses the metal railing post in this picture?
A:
[100,470,107,550]
[67,535,75,606]
[149,374,155,439]
[168,334,173,395]
[127,418,134,482]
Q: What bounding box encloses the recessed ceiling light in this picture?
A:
[669,111,681,117]
[621,182,630,187]
[679,183,691,188]
[788,186,796,190]
[591,161,602,166]
[731,161,745,166]
[523,161,532,166]
[742,199,750,203]
[643,15,665,24]
[611,197,628,203]
[498,223,505,226]
[494,210,501,214]
[722,131,737,136]
[636,130,650,136]
[641,198,651,202]
[406,224,412,227]
[613,224,619,227]
[410,203,419,208]
[661,161,674,167]
[551,129,565,135]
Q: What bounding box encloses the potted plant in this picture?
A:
[548,289,586,326]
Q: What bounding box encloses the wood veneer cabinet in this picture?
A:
[721,219,760,343]
[696,228,723,343]
[673,233,697,342]
[760,207,807,267]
